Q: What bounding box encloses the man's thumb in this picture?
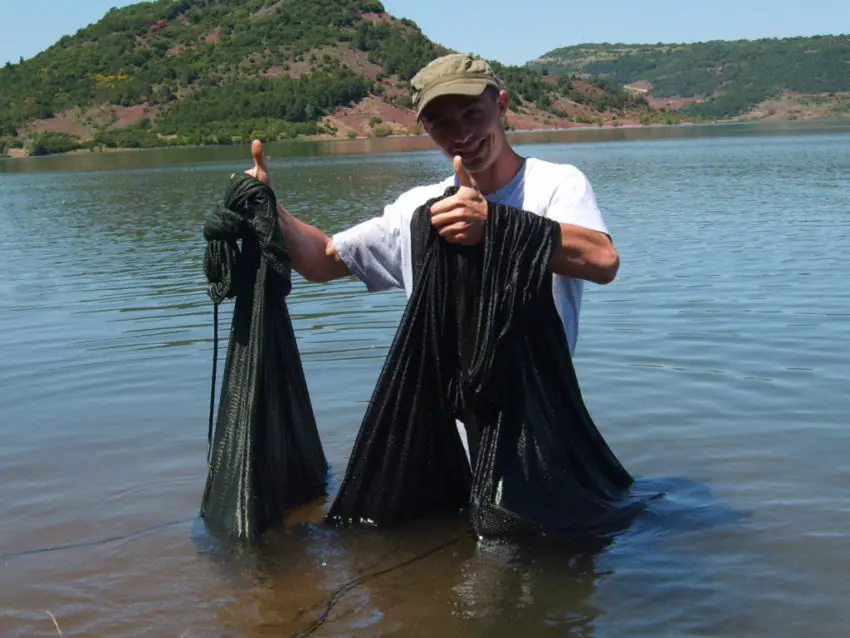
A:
[251,139,267,173]
[453,155,477,190]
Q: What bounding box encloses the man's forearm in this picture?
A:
[549,222,620,285]
[278,206,351,283]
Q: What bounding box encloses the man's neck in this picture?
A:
[471,149,525,195]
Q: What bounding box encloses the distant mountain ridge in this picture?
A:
[527,34,850,120]
[0,0,676,156]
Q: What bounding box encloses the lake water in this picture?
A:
[1,120,849,637]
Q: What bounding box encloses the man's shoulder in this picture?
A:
[522,156,607,232]
[520,157,598,215]
[525,157,589,187]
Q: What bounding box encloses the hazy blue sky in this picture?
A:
[3,0,848,66]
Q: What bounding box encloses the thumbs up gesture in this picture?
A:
[244,138,292,218]
[245,139,273,188]
[429,155,488,246]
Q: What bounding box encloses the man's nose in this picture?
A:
[456,120,474,143]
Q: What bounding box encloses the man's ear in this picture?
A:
[496,89,509,116]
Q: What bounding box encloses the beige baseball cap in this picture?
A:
[410,53,503,118]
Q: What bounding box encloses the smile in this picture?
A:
[456,137,486,159]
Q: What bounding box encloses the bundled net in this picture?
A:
[200,172,328,541]
[326,186,638,539]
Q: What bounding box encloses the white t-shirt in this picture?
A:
[331,156,610,356]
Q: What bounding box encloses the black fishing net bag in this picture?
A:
[200,173,328,541]
[326,186,637,539]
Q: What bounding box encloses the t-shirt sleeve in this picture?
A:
[330,201,407,292]
[546,168,610,236]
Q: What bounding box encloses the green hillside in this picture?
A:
[0,0,671,157]
[528,34,850,118]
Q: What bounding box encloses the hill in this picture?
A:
[528,34,850,120]
[0,0,682,157]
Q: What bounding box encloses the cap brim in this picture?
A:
[415,78,493,118]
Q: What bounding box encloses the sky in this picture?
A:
[2,0,848,67]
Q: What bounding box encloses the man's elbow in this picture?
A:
[301,269,331,284]
[593,245,620,285]
[300,261,347,284]
[300,240,351,283]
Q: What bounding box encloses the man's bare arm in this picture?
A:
[549,223,620,285]
[277,206,351,283]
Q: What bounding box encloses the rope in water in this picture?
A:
[2,517,468,638]
[287,532,468,638]
[0,517,195,563]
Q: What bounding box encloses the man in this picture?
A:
[246,53,619,458]
[247,52,619,357]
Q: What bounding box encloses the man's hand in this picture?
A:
[429,155,488,245]
[245,139,291,218]
[245,139,273,188]
[241,139,351,283]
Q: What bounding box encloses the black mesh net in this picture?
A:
[200,172,328,541]
[326,186,639,539]
[322,192,475,527]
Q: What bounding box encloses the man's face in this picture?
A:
[419,89,508,174]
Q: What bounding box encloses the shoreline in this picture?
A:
[3,118,704,160]
[4,115,847,161]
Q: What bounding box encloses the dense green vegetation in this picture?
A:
[1,0,673,154]
[529,34,850,117]
[491,63,649,113]
[154,60,374,142]
[0,0,449,145]
[352,19,445,80]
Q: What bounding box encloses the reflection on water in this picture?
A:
[2,121,850,637]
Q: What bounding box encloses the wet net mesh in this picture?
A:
[200,172,328,541]
[326,186,636,539]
